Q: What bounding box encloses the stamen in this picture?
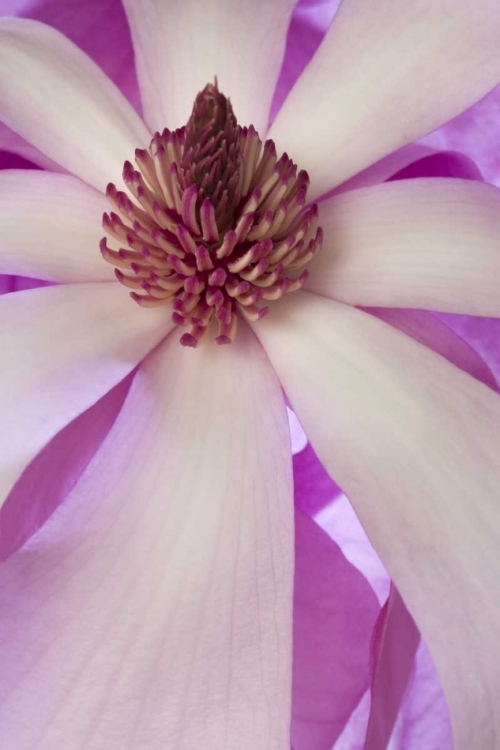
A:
[101,78,323,346]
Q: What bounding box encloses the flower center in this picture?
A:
[101,80,323,347]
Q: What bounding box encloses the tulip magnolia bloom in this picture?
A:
[0,1,500,748]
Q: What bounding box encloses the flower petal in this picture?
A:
[0,375,132,563]
[287,406,307,454]
[0,282,172,512]
[252,291,500,750]
[270,0,337,123]
[0,18,150,190]
[308,179,500,315]
[423,83,500,188]
[293,510,379,749]
[122,0,295,133]
[334,144,435,195]
[0,170,115,282]
[269,0,500,197]
[365,585,420,750]
[293,444,341,516]
[369,308,498,391]
[392,640,452,749]
[0,324,293,749]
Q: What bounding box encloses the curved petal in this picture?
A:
[295,305,499,519]
[439,313,500,381]
[0,375,132,564]
[332,143,435,195]
[293,510,379,749]
[365,585,420,750]
[0,282,173,513]
[308,179,500,315]
[0,123,60,171]
[423,83,500,188]
[369,308,498,391]
[252,291,500,750]
[269,0,500,198]
[0,18,150,190]
[270,0,337,123]
[122,0,295,133]
[0,324,294,750]
[392,639,452,750]
[388,150,482,182]
[287,406,307,454]
[0,170,115,282]
[293,444,341,516]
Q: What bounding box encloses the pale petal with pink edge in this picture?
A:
[270,0,500,198]
[0,283,173,512]
[123,0,295,133]
[0,326,293,750]
[251,291,500,750]
[0,170,115,282]
[0,18,150,190]
[307,179,500,315]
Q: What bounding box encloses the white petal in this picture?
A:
[308,178,500,315]
[0,19,151,190]
[122,0,295,133]
[0,283,173,511]
[0,324,293,750]
[269,0,500,198]
[252,291,500,750]
[0,170,115,282]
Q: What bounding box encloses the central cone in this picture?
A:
[101,80,323,347]
[181,81,241,233]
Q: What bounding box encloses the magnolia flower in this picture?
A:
[0,1,499,748]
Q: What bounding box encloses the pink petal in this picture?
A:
[0,123,59,172]
[335,143,481,196]
[0,170,115,282]
[317,493,389,608]
[0,18,150,190]
[439,313,500,381]
[122,0,295,133]
[270,0,338,123]
[308,178,500,315]
[364,585,420,750]
[369,308,498,391]
[391,639,452,749]
[388,150,482,182]
[0,375,132,563]
[252,291,500,750]
[269,0,500,198]
[0,324,293,749]
[0,282,173,510]
[423,83,500,188]
[293,443,341,516]
[293,510,379,749]
[332,144,434,195]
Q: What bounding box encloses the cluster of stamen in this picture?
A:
[101,80,323,346]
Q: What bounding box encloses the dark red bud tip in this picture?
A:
[180,332,198,348]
